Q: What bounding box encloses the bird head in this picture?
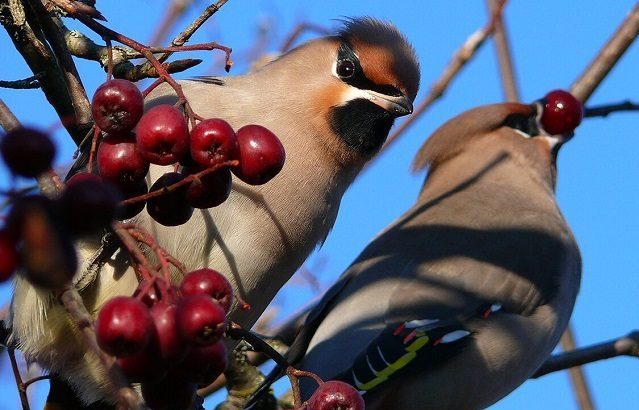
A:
[413,96,583,190]
[255,18,420,165]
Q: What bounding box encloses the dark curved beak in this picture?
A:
[365,90,413,117]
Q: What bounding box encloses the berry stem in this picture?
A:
[121,159,238,206]
[87,126,101,174]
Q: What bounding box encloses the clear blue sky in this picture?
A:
[1,1,637,409]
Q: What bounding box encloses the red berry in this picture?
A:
[92,79,144,135]
[149,302,188,364]
[59,172,122,235]
[95,296,153,357]
[0,229,18,282]
[117,180,148,220]
[176,294,226,345]
[180,268,233,313]
[97,134,150,190]
[146,172,193,226]
[540,89,584,135]
[118,348,166,383]
[136,105,190,165]
[1,127,55,178]
[172,340,228,386]
[232,125,285,185]
[307,380,365,410]
[190,118,238,168]
[184,167,232,209]
[141,377,197,410]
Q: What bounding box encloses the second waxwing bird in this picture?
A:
[7,17,420,406]
[254,101,581,410]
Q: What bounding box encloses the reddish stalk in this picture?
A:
[121,160,238,206]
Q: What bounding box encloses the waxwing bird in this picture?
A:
[7,17,420,406]
[252,101,581,410]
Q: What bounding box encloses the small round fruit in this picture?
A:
[95,296,153,357]
[0,229,18,282]
[184,168,232,209]
[1,127,55,178]
[136,105,190,165]
[146,172,193,226]
[92,79,144,135]
[117,180,148,220]
[307,380,365,410]
[232,124,285,185]
[176,294,226,345]
[59,172,122,235]
[190,118,238,168]
[180,268,233,313]
[97,134,149,189]
[149,302,188,363]
[118,348,166,383]
[540,89,584,135]
[172,340,228,386]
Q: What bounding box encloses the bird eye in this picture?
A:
[336,59,356,79]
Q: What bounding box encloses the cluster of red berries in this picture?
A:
[92,79,285,226]
[95,268,231,409]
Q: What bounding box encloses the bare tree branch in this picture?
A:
[28,0,92,133]
[534,331,639,378]
[0,0,88,144]
[486,0,519,102]
[560,326,596,410]
[584,100,639,117]
[375,0,508,160]
[0,74,41,89]
[149,0,195,46]
[570,3,639,103]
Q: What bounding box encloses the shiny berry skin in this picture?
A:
[180,268,233,313]
[117,180,148,220]
[0,229,18,282]
[95,296,153,357]
[184,167,232,209]
[232,124,285,185]
[149,302,188,363]
[190,118,238,168]
[59,172,122,235]
[307,380,365,410]
[97,134,149,190]
[172,340,228,386]
[92,79,144,135]
[118,348,166,383]
[1,127,55,178]
[540,89,584,135]
[146,172,193,226]
[136,105,190,165]
[176,294,226,345]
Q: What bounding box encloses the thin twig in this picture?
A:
[0,0,87,143]
[149,0,196,46]
[584,100,639,117]
[485,0,519,102]
[8,348,31,410]
[280,22,330,52]
[559,327,596,410]
[0,75,41,89]
[534,331,639,378]
[570,4,639,103]
[27,0,92,132]
[376,0,508,159]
